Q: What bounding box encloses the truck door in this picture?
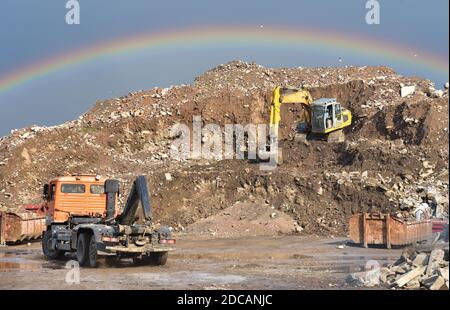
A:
[47,182,56,215]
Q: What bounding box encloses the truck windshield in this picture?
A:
[61,184,86,194]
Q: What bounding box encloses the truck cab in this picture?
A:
[43,174,117,224]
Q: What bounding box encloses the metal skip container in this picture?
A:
[349,213,433,248]
[0,211,46,245]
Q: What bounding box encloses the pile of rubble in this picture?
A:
[0,61,448,234]
[349,246,449,290]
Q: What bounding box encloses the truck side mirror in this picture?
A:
[43,184,49,200]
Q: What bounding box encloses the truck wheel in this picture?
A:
[77,232,98,268]
[42,230,65,259]
[149,252,168,266]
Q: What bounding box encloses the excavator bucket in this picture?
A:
[0,211,46,245]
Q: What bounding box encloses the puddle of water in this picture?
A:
[0,254,65,271]
[0,261,39,271]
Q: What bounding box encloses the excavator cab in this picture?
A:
[310,98,351,140]
[311,99,340,132]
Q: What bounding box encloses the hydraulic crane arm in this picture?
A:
[116,175,152,226]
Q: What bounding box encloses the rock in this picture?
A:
[423,275,446,290]
[395,266,426,287]
[420,274,437,287]
[364,177,378,188]
[164,173,173,182]
[317,187,323,196]
[391,265,406,274]
[347,270,380,287]
[438,266,449,282]
[120,112,130,118]
[380,267,395,283]
[434,90,445,98]
[270,212,277,219]
[426,249,445,276]
[294,225,304,233]
[427,86,436,96]
[445,82,449,90]
[412,253,429,267]
[404,277,421,289]
[400,85,415,98]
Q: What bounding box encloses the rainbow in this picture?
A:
[0,25,448,94]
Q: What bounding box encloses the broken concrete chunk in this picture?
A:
[404,277,421,289]
[429,276,445,290]
[438,266,449,282]
[420,274,439,288]
[347,270,380,287]
[426,249,445,276]
[400,85,415,98]
[412,253,429,267]
[164,173,173,182]
[380,267,395,283]
[395,266,426,287]
[391,265,407,274]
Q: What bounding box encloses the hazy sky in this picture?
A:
[0,0,448,136]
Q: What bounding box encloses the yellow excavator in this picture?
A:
[268,86,352,164]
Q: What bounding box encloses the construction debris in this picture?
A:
[348,246,449,290]
[0,62,448,237]
[400,85,416,97]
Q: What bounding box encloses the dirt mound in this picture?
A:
[185,200,297,238]
[361,98,449,146]
[0,61,448,237]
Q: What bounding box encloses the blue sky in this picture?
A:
[0,0,448,136]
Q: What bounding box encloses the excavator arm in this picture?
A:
[269,86,313,142]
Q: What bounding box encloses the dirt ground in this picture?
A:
[0,236,403,290]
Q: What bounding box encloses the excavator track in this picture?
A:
[327,129,345,143]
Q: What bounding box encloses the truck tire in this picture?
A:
[77,232,98,268]
[42,230,65,259]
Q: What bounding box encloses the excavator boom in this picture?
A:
[270,86,313,128]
